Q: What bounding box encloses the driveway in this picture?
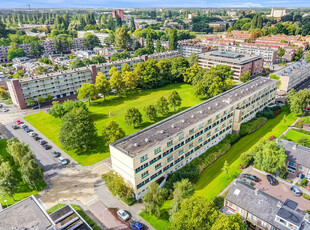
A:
[87,199,130,230]
[249,170,310,211]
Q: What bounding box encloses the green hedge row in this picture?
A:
[240,117,268,136]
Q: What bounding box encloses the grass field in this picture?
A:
[0,139,46,207]
[286,129,310,142]
[25,83,203,166]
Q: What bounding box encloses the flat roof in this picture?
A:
[218,44,277,53]
[273,60,310,77]
[198,51,262,65]
[111,77,277,157]
[0,195,54,230]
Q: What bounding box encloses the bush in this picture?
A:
[295,129,310,136]
[307,210,310,214]
[303,193,310,200]
[240,117,268,136]
[222,133,240,145]
[300,177,307,187]
[280,168,286,178]
[71,204,101,230]
[238,152,253,169]
[295,120,304,128]
[213,196,224,210]
[256,107,274,119]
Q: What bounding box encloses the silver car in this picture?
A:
[117,209,130,221]
[58,156,68,165]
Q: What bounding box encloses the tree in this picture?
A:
[110,70,124,96]
[121,63,131,76]
[26,97,36,107]
[35,65,49,75]
[0,20,6,37]
[184,64,202,83]
[0,87,8,98]
[122,71,137,92]
[251,140,286,173]
[156,96,169,116]
[172,196,218,230]
[48,103,66,118]
[114,27,130,49]
[305,52,310,63]
[188,53,198,66]
[7,43,26,60]
[82,33,101,50]
[59,107,97,151]
[145,29,155,54]
[142,182,168,217]
[130,17,136,32]
[240,71,251,83]
[286,88,295,107]
[170,179,195,219]
[70,59,86,68]
[6,138,30,165]
[95,72,111,100]
[0,162,18,201]
[20,154,44,190]
[169,28,178,50]
[144,105,157,122]
[211,214,245,230]
[171,57,190,82]
[29,42,43,57]
[155,40,162,53]
[77,83,97,105]
[168,90,182,111]
[290,89,310,115]
[132,40,141,51]
[102,121,125,145]
[91,55,106,64]
[222,160,230,179]
[125,107,142,128]
[278,47,285,60]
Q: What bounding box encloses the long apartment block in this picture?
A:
[178,42,210,58]
[274,60,310,92]
[198,51,263,80]
[217,45,278,64]
[7,51,180,109]
[110,77,278,199]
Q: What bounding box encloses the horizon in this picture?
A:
[1,0,310,9]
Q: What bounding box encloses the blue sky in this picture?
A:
[1,0,310,9]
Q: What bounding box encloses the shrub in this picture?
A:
[280,168,286,178]
[213,196,224,210]
[300,177,307,187]
[240,117,268,136]
[307,210,310,214]
[303,193,310,200]
[295,120,304,128]
[222,133,240,145]
[295,129,310,136]
[256,107,274,119]
[238,152,253,169]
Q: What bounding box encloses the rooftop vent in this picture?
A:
[199,110,203,114]
[171,124,175,128]
[254,188,259,196]
[191,115,194,118]
[208,106,211,110]
[181,119,185,123]
[215,103,218,106]
[134,143,138,147]
[246,88,248,91]
[233,189,241,196]
[145,138,149,143]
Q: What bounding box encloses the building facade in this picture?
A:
[222,181,310,230]
[7,51,180,109]
[198,51,264,80]
[110,77,278,199]
[217,45,278,64]
[178,42,210,58]
[274,60,310,92]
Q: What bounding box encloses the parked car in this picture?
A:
[32,105,39,110]
[43,144,52,150]
[117,209,130,221]
[19,124,27,129]
[266,175,277,185]
[16,120,23,125]
[0,104,2,108]
[130,221,144,230]
[290,186,302,196]
[2,107,8,112]
[12,125,19,130]
[243,174,259,182]
[28,132,36,137]
[38,139,47,145]
[52,151,60,158]
[58,156,68,165]
[33,136,41,141]
[24,127,32,133]
[240,178,253,186]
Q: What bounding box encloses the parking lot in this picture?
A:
[248,170,310,211]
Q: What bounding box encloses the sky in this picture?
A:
[1,0,310,9]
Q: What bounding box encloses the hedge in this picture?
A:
[240,117,268,136]
[303,193,310,200]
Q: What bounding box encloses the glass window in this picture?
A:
[216,115,220,120]
[167,140,173,148]
[215,128,219,133]
[155,163,161,171]
[179,133,184,141]
[179,149,184,155]
[189,128,194,135]
[154,147,161,155]
[167,156,174,163]
[260,221,267,227]
[279,218,287,225]
[189,143,194,149]
[141,171,149,179]
[140,154,148,163]
[198,137,203,143]
[199,123,204,129]
[208,119,212,124]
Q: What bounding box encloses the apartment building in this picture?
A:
[217,45,278,64]
[110,77,278,199]
[198,51,263,80]
[78,31,110,46]
[7,51,180,109]
[273,60,310,92]
[222,181,310,230]
[111,10,125,20]
[178,42,210,57]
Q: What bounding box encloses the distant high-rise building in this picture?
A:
[111,10,125,20]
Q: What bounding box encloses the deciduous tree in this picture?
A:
[110,70,124,96]
[168,90,182,111]
[0,162,18,201]
[143,105,157,121]
[156,96,169,116]
[125,107,142,128]
[102,121,125,145]
[95,72,111,101]
[240,71,251,83]
[77,83,97,105]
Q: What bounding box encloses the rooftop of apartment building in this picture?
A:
[224,181,310,230]
[218,44,277,53]
[273,60,309,77]
[111,77,276,157]
[0,195,54,229]
[278,139,310,169]
[198,51,262,65]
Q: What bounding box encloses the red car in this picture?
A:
[16,120,23,125]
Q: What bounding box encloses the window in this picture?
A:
[167,140,173,148]
[179,133,184,141]
[141,171,149,179]
[278,218,287,226]
[208,119,212,124]
[154,147,161,155]
[189,128,194,135]
[155,163,162,171]
[179,149,184,155]
[260,220,267,228]
[167,156,174,163]
[140,154,148,163]
[248,213,257,222]
[198,137,203,143]
[189,143,194,149]
[207,132,211,137]
[216,115,220,120]
[215,128,219,133]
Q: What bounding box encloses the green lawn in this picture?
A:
[139,200,172,230]
[0,139,46,207]
[194,106,298,200]
[286,129,310,142]
[47,204,66,214]
[25,83,203,166]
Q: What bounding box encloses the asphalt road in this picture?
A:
[294,78,310,92]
